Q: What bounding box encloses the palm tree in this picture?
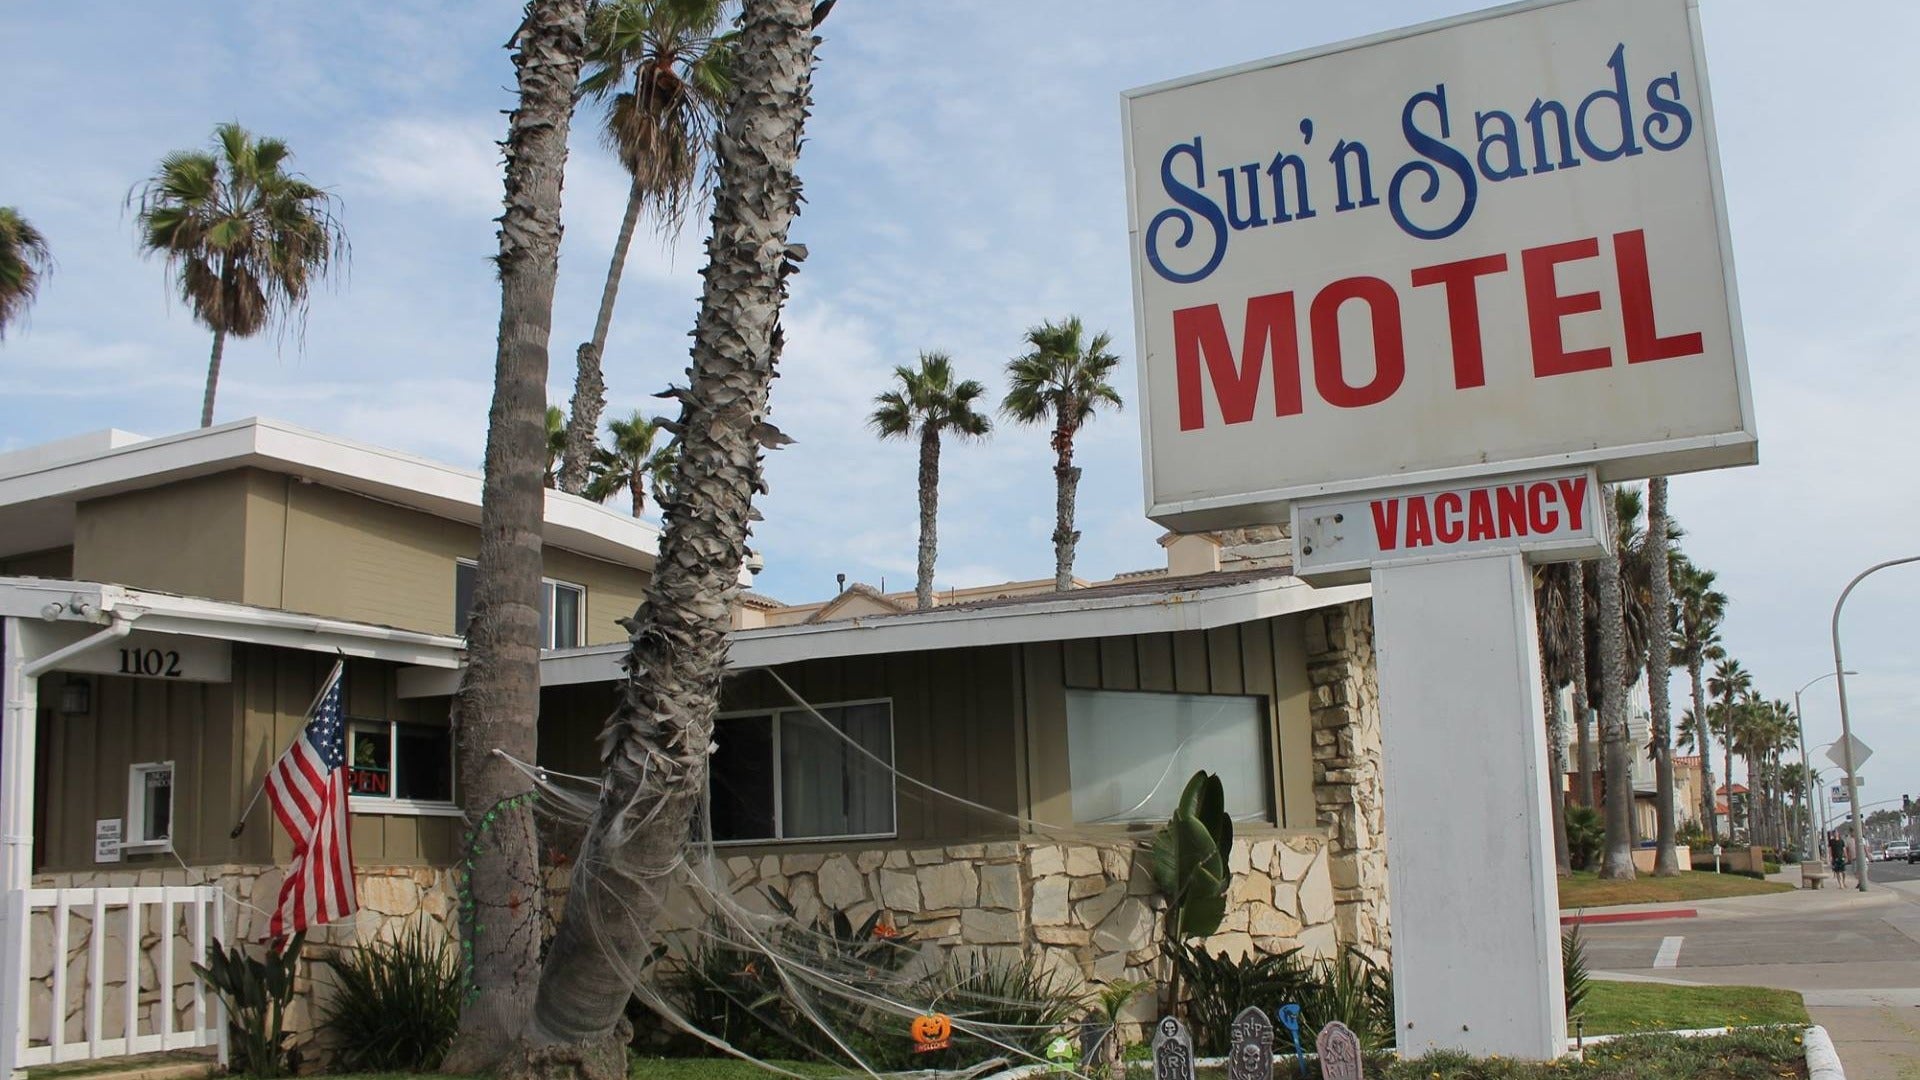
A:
[525,0,820,1066]
[869,352,992,609]
[1571,560,1594,808]
[1534,565,1579,875]
[556,0,734,494]
[132,123,346,428]
[1708,657,1754,839]
[1674,557,1727,836]
[1003,316,1122,591]
[1646,478,1680,874]
[584,411,670,516]
[0,207,52,339]
[1594,488,1637,879]
[441,1,590,1071]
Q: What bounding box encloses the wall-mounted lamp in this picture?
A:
[59,678,91,716]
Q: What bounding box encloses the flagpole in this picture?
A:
[229,658,345,839]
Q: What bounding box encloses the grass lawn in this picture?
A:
[1575,981,1809,1036]
[1386,1027,1808,1079]
[1558,870,1793,909]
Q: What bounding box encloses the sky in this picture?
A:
[4,1,1918,823]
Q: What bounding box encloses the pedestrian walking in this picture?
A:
[1829,831,1849,887]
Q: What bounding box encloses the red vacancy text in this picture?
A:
[1372,475,1589,552]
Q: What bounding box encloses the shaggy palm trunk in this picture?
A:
[202,326,227,428]
[514,5,815,1077]
[1571,561,1594,808]
[1051,428,1080,591]
[1546,674,1572,876]
[1597,495,1636,879]
[628,472,645,517]
[442,1,588,1072]
[1693,660,1716,838]
[914,426,939,610]
[559,177,646,494]
[1648,478,1679,875]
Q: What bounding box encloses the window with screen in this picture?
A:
[454,561,585,649]
[1064,689,1272,825]
[710,701,895,843]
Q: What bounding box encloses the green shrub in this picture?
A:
[1166,944,1316,1054]
[192,933,303,1078]
[902,949,1082,1069]
[1295,947,1395,1054]
[321,922,463,1072]
[1566,806,1603,870]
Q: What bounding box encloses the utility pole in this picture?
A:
[1831,555,1920,892]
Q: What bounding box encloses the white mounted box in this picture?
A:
[1123,0,1755,530]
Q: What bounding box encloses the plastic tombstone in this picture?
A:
[1275,1004,1306,1078]
[1228,1006,1274,1080]
[1152,1016,1194,1080]
[1316,1020,1364,1080]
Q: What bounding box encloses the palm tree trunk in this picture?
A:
[515,4,815,1076]
[441,0,588,1072]
[201,326,227,428]
[1693,659,1715,839]
[628,471,645,518]
[1723,699,1737,841]
[1052,429,1080,591]
[1648,477,1679,875]
[1571,561,1594,808]
[1547,672,1572,877]
[1597,494,1637,879]
[915,426,940,610]
[558,176,646,494]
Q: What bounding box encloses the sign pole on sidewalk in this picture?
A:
[1122,0,1756,1058]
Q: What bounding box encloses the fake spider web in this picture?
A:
[492,666,1255,1078]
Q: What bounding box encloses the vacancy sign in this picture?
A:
[1123,0,1756,531]
[1295,469,1607,583]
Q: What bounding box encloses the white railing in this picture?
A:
[2,886,227,1078]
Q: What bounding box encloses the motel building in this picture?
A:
[0,418,1390,1073]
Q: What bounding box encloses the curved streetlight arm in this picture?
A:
[1832,556,1920,892]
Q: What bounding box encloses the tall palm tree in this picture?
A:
[869,351,992,609]
[1708,657,1754,840]
[1674,557,1727,836]
[1571,560,1594,808]
[525,0,820,1066]
[440,1,590,1071]
[1535,565,1578,875]
[557,0,734,494]
[584,411,670,516]
[0,207,52,340]
[1003,316,1122,591]
[1595,488,1637,879]
[1646,478,1680,874]
[132,123,346,428]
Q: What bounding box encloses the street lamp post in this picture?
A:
[1794,670,1854,870]
[1831,555,1920,892]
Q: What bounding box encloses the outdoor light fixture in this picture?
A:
[58,678,91,716]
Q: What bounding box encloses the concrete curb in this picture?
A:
[1560,907,1696,926]
[1804,1025,1845,1080]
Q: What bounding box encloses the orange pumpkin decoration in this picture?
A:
[912,1013,953,1052]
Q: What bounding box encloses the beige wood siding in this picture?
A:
[33,645,454,873]
[72,472,251,602]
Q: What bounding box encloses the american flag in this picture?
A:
[265,660,358,937]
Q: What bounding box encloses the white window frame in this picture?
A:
[711,698,898,846]
[124,760,176,852]
[346,717,462,817]
[455,558,586,650]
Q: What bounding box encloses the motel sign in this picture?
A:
[1124,0,1754,1061]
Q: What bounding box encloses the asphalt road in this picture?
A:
[1579,867,1920,1078]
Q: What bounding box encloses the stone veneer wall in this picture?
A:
[1304,600,1390,961]
[22,864,457,1058]
[672,832,1341,1027]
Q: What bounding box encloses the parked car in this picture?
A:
[1887,841,1912,862]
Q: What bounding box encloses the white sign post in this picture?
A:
[1123,0,1752,1060]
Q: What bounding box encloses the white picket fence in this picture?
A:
[2,886,228,1078]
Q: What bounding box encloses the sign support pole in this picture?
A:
[1372,551,1567,1059]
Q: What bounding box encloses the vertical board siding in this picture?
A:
[35,643,448,873]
